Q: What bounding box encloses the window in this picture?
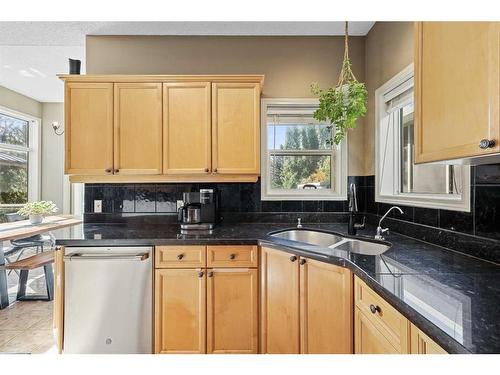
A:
[0,107,40,208]
[375,65,470,212]
[261,99,347,200]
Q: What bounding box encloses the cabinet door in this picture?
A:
[163,83,211,174]
[300,258,353,353]
[64,82,114,175]
[114,83,163,174]
[355,308,400,354]
[415,22,500,163]
[212,83,260,175]
[410,323,447,354]
[154,269,206,354]
[207,268,259,353]
[260,247,300,354]
[53,247,65,353]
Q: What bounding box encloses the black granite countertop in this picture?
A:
[53,221,500,354]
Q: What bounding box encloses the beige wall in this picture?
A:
[0,85,42,118]
[86,35,367,175]
[364,22,414,175]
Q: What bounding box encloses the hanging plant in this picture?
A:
[311,21,367,145]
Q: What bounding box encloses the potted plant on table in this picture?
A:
[17,201,58,225]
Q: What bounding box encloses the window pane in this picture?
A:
[0,149,28,204]
[0,113,29,147]
[270,154,332,190]
[267,118,332,150]
[400,105,461,194]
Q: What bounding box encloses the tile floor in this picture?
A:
[0,247,56,354]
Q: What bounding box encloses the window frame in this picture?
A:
[375,64,471,212]
[260,98,347,201]
[0,105,41,207]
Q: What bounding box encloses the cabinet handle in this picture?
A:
[479,139,496,149]
[177,254,184,260]
[299,258,306,265]
[208,271,214,278]
[114,169,120,173]
[369,304,381,314]
[198,271,204,278]
[229,253,236,260]
[213,168,218,173]
[105,168,112,174]
[205,168,210,172]
[289,255,297,262]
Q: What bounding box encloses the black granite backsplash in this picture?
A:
[360,164,500,263]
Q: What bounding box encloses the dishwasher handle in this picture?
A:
[64,252,149,262]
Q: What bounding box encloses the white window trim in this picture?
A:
[261,98,347,201]
[375,64,471,212]
[0,105,41,207]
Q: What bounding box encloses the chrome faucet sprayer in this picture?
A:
[375,206,404,240]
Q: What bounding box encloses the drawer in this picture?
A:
[206,245,258,268]
[354,276,409,353]
[155,246,206,268]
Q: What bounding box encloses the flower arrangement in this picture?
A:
[311,21,368,145]
[17,201,58,224]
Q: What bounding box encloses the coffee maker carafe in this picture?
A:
[178,189,218,231]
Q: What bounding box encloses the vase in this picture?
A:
[29,214,44,225]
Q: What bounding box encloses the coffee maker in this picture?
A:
[178,189,219,231]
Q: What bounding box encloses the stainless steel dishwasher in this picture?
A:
[63,246,152,354]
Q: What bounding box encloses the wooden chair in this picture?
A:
[5,251,54,301]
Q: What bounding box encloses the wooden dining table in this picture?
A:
[0,215,81,309]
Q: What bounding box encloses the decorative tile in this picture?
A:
[475,186,500,240]
[475,163,500,185]
[414,207,439,227]
[113,185,135,213]
[135,185,156,213]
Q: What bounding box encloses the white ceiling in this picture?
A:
[0,22,375,102]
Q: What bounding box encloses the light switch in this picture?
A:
[94,200,102,213]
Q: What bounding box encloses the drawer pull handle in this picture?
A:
[370,304,381,314]
[208,271,214,278]
[177,254,184,260]
[105,168,112,174]
[198,271,204,278]
[290,255,297,262]
[229,253,236,260]
[479,139,496,149]
[299,258,306,265]
[205,168,210,172]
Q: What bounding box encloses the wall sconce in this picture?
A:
[52,121,64,136]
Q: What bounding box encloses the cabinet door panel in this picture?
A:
[155,269,206,354]
[114,83,163,174]
[410,323,447,354]
[212,83,260,174]
[415,22,500,163]
[355,308,400,354]
[64,82,113,174]
[260,247,300,354]
[300,258,353,353]
[207,268,258,353]
[163,83,211,174]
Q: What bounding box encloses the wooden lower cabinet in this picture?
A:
[154,268,206,354]
[355,308,400,354]
[261,247,353,354]
[207,268,259,353]
[54,247,65,353]
[410,324,447,354]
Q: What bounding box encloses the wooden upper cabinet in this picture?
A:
[207,268,259,354]
[64,83,113,175]
[155,268,206,354]
[114,83,163,174]
[415,22,500,163]
[260,247,300,354]
[212,83,260,174]
[300,259,353,354]
[163,83,211,174]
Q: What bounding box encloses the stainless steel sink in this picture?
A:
[333,239,390,256]
[269,229,391,256]
[270,229,344,247]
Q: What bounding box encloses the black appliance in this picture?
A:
[178,189,219,231]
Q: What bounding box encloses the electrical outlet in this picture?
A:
[176,200,184,210]
[94,200,102,213]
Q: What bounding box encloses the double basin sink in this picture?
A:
[270,229,391,256]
